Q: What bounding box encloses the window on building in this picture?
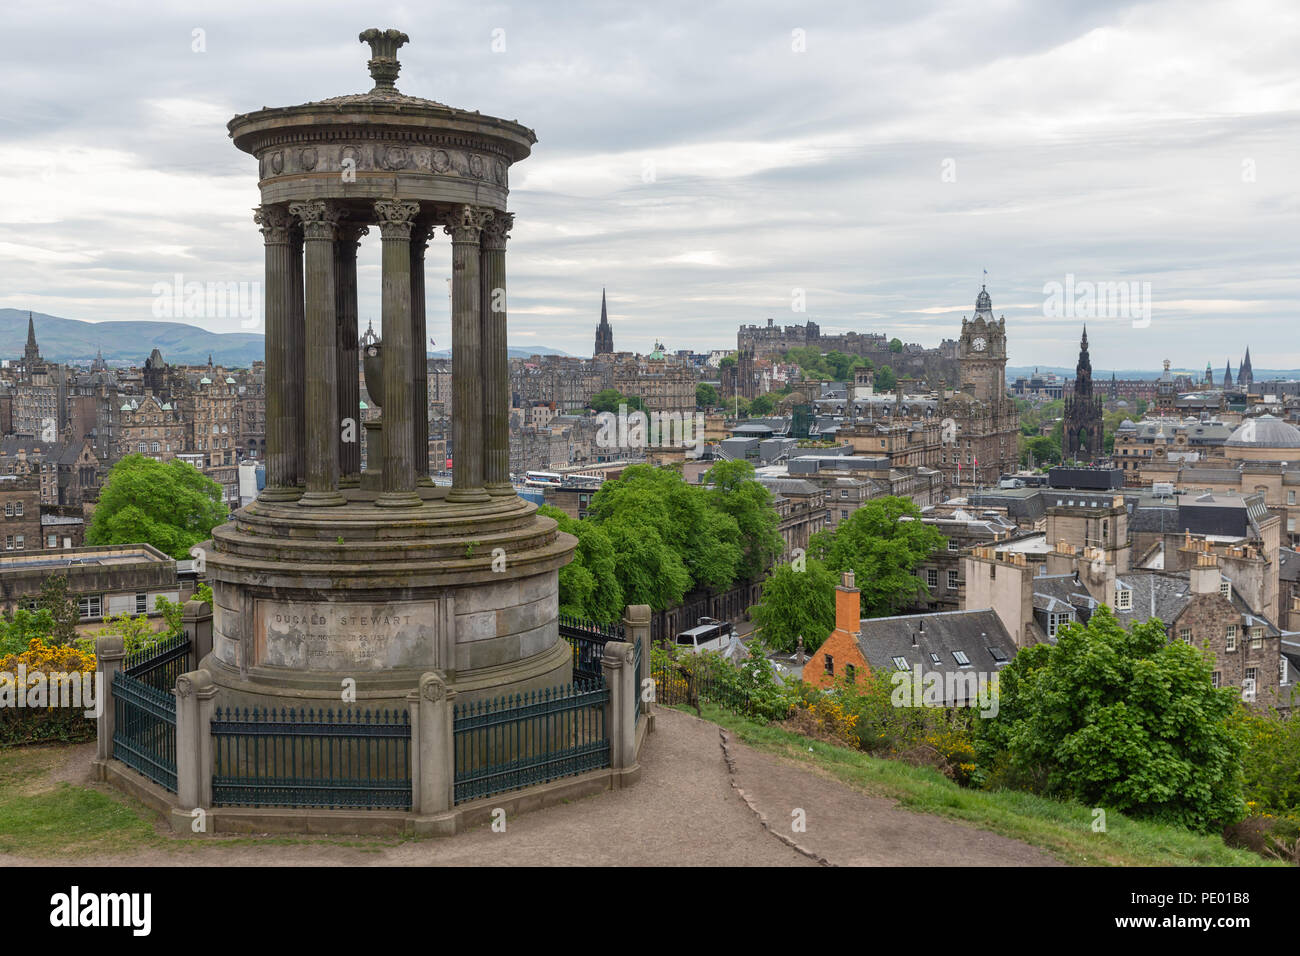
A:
[1290,490,1296,505]
[1250,627,1263,650]
[2,503,9,517]
[135,593,148,615]
[78,595,102,620]
[13,502,21,516]
[844,664,856,682]
[1211,671,1221,688]
[926,569,938,588]
[948,570,959,590]
[1115,587,1132,610]
[823,654,834,675]
[929,652,942,665]
[947,539,958,551]
[1225,625,1237,651]
[46,534,56,548]
[1220,580,1231,598]
[15,535,23,550]
[891,656,908,671]
[1281,657,1289,686]
[987,646,1007,663]
[1245,667,1258,686]
[4,535,11,550]
[1179,628,1192,644]
[953,651,971,666]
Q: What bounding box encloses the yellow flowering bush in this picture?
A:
[0,637,97,746]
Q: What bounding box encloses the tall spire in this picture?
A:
[24,311,39,364]
[594,288,614,355]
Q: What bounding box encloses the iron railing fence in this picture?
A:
[453,680,610,805]
[111,670,178,792]
[211,707,412,810]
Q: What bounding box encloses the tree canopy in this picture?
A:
[976,606,1247,832]
[589,389,644,414]
[86,455,227,560]
[749,557,837,654]
[808,496,945,616]
[695,382,718,409]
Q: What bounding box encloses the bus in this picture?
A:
[523,471,563,488]
[674,617,734,654]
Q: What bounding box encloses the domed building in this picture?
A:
[1224,415,1300,463]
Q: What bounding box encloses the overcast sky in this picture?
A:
[2,0,1297,371]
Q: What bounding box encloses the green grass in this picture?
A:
[0,745,413,859]
[687,701,1278,867]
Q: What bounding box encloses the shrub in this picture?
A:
[0,638,97,746]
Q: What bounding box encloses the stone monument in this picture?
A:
[204,29,576,712]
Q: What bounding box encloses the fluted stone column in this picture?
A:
[290,200,346,507]
[336,221,367,488]
[288,224,306,488]
[410,221,434,486]
[444,204,494,503]
[480,211,513,496]
[253,204,300,501]
[374,199,423,508]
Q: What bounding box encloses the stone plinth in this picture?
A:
[201,490,575,711]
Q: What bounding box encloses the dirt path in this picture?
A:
[4,708,1058,866]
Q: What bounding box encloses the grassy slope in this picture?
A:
[689,702,1276,867]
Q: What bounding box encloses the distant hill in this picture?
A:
[0,310,265,367]
[1,310,569,367]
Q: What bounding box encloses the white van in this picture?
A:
[674,617,734,654]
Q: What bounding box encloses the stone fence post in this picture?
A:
[601,641,635,770]
[175,669,217,813]
[622,604,651,719]
[94,635,125,762]
[411,671,455,814]
[182,599,214,662]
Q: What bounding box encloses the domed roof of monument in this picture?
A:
[228,28,536,161]
[1225,415,1300,448]
[975,285,992,312]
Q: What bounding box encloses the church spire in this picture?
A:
[593,288,614,355]
[24,311,39,364]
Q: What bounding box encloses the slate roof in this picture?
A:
[1279,548,1300,583]
[855,609,1015,706]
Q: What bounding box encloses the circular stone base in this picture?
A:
[199,485,577,713]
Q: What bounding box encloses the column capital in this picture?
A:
[410,218,437,256]
[253,204,293,244]
[480,211,514,252]
[374,199,421,238]
[289,200,344,240]
[443,204,494,243]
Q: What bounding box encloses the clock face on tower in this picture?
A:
[972,337,987,352]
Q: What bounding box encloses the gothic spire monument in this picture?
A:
[1064,326,1103,461]
[202,30,577,715]
[594,288,614,354]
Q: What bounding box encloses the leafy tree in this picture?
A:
[589,389,643,414]
[808,496,945,616]
[38,575,80,646]
[704,460,784,581]
[719,354,737,370]
[748,558,837,653]
[540,505,624,623]
[874,365,897,390]
[696,382,718,409]
[588,464,742,599]
[975,607,1247,832]
[825,350,855,381]
[749,393,776,416]
[1020,434,1061,468]
[1240,708,1300,816]
[0,607,57,656]
[888,337,904,353]
[86,455,227,559]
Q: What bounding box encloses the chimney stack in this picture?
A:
[1190,551,1222,596]
[835,570,861,637]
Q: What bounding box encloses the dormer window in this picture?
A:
[1220,580,1231,598]
[1115,587,1132,611]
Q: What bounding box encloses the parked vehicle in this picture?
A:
[674,617,734,653]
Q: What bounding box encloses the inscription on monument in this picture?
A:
[257,598,447,671]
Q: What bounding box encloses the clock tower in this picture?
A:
[958,285,1008,406]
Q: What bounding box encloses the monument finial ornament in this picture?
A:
[359,28,410,92]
